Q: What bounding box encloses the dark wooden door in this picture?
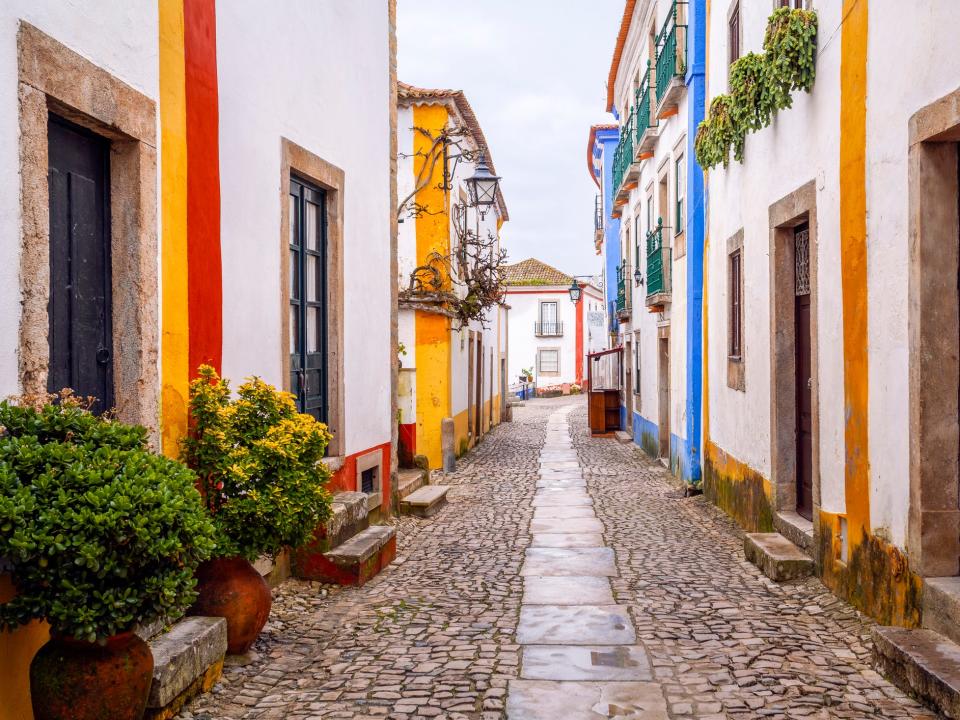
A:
[658,336,670,458]
[475,334,483,437]
[48,115,113,413]
[289,177,328,422]
[794,223,814,520]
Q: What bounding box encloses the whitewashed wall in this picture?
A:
[0,0,159,399]
[216,0,392,457]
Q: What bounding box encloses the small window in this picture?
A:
[361,467,376,494]
[540,301,558,324]
[675,155,685,235]
[729,250,743,359]
[728,2,741,67]
[633,332,641,396]
[777,0,804,8]
[539,349,560,374]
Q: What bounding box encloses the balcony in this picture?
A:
[655,0,688,118]
[633,64,660,156]
[535,321,564,337]
[612,106,637,200]
[645,220,672,308]
[615,261,631,321]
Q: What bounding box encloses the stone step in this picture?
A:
[614,430,633,445]
[924,577,960,647]
[743,533,813,582]
[318,525,397,585]
[291,491,370,579]
[399,484,450,518]
[397,468,429,501]
[145,616,227,720]
[873,626,960,719]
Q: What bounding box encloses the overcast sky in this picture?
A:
[397,0,623,279]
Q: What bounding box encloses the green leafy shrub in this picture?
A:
[695,7,817,170]
[182,366,334,561]
[0,397,216,642]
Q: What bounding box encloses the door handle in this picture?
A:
[96,346,111,364]
[807,377,812,389]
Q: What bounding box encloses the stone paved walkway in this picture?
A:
[180,397,939,720]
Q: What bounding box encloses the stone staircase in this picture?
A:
[291,490,397,587]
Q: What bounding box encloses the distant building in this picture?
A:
[503,259,605,392]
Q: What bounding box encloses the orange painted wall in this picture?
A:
[0,575,49,720]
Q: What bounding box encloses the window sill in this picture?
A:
[321,455,345,473]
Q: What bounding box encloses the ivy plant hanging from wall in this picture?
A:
[695,7,818,170]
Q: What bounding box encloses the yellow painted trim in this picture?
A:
[412,104,451,470]
[159,0,190,458]
[839,0,870,544]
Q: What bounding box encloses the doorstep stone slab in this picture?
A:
[326,525,396,565]
[521,645,653,681]
[532,517,604,535]
[517,604,636,645]
[873,626,960,719]
[147,616,228,709]
[743,532,813,581]
[532,491,593,507]
[507,680,668,720]
[534,506,597,520]
[531,533,606,549]
[523,576,615,605]
[399,484,449,518]
[522,547,616,577]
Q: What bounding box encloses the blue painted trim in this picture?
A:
[597,129,622,335]
[632,412,659,458]
[683,0,707,488]
[670,433,693,482]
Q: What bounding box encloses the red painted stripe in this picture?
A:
[575,289,584,385]
[184,0,222,376]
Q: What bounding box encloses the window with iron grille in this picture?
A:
[361,467,377,495]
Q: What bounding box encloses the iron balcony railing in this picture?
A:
[594,195,604,232]
[646,219,671,298]
[535,321,564,337]
[612,105,635,194]
[655,0,689,104]
[634,62,655,142]
[615,261,628,313]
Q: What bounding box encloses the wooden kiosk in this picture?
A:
[586,347,623,435]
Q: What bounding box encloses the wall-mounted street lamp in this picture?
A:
[567,275,596,304]
[634,266,644,287]
[464,151,501,218]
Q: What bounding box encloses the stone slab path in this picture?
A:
[180,398,939,720]
[508,406,668,719]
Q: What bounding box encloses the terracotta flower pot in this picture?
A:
[188,557,272,654]
[30,631,153,720]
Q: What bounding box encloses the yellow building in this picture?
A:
[396,83,510,470]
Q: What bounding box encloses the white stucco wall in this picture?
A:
[704,2,960,548]
[216,0,392,456]
[0,1,159,399]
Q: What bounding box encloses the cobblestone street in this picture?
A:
[181,398,937,720]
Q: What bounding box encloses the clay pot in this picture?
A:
[188,557,272,654]
[30,631,153,720]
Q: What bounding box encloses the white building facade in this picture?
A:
[503,259,605,392]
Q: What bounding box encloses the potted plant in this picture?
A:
[182,366,333,653]
[0,394,216,720]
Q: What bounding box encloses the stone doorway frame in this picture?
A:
[768,181,820,541]
[279,138,346,459]
[17,23,159,438]
[907,88,960,578]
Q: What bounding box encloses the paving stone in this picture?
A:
[507,679,668,719]
[531,516,604,534]
[521,645,653,681]
[532,506,597,520]
[530,533,606,548]
[523,576,615,605]
[517,605,636,645]
[522,547,616,577]
[531,490,593,507]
